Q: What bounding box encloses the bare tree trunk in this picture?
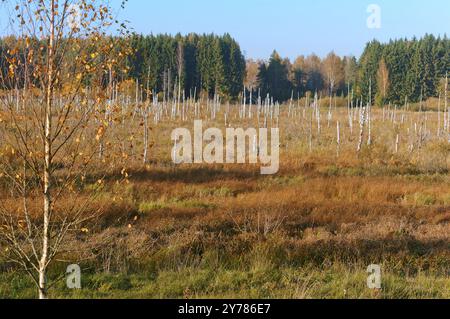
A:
[336,121,340,157]
[357,105,367,153]
[143,101,149,164]
[367,79,372,146]
[395,133,400,153]
[446,72,448,132]
[39,0,56,300]
[438,93,441,137]
[328,82,333,127]
[309,104,313,152]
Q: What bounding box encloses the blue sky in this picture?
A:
[1,0,449,59]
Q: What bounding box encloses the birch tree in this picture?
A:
[376,58,389,107]
[0,0,129,299]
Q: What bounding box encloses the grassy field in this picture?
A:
[0,100,449,299]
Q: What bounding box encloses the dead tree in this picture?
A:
[357,104,367,153]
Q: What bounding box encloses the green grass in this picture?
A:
[1,263,448,299]
[1,237,448,299]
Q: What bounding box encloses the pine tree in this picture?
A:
[258,50,292,102]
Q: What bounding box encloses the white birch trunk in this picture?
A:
[40,0,56,300]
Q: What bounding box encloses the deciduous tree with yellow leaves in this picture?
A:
[0,0,129,299]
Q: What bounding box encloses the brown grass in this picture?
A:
[1,101,449,298]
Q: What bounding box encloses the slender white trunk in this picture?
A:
[395,133,400,154]
[40,0,55,300]
[143,102,149,164]
[336,121,340,156]
[445,72,448,132]
[357,106,366,153]
[437,93,441,137]
[367,79,372,146]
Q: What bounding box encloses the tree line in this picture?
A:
[248,34,448,104]
[359,34,449,105]
[0,33,246,100]
[246,51,358,102]
[127,33,246,100]
[1,34,448,104]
